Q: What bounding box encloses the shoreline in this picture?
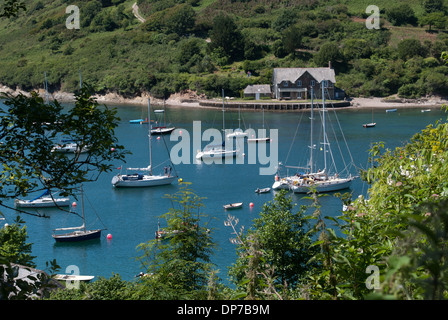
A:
[1,85,446,111]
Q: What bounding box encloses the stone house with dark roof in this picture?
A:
[272,67,343,100]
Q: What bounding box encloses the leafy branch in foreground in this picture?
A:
[135,182,217,299]
[0,84,129,210]
[226,190,317,300]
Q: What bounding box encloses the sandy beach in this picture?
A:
[349,97,448,109]
[1,85,447,110]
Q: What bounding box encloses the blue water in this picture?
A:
[1,103,445,282]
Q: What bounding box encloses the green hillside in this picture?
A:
[0,0,447,99]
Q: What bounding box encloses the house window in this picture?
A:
[310,80,315,86]
[283,81,289,87]
[297,80,302,87]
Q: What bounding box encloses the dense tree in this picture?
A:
[165,3,195,36]
[386,4,417,26]
[420,12,447,31]
[0,0,26,18]
[136,182,217,299]
[314,42,343,67]
[228,190,317,298]
[281,25,302,57]
[0,217,35,267]
[422,0,445,13]
[397,39,425,60]
[209,13,244,62]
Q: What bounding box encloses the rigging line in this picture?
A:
[83,191,107,229]
[325,91,355,168]
[326,105,346,173]
[159,132,178,177]
[284,107,305,165]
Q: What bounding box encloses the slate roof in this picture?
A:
[272,67,336,84]
[243,84,271,94]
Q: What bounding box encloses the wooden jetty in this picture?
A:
[198,100,351,111]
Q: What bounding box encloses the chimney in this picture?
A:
[328,61,332,69]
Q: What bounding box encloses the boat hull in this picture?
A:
[255,188,271,194]
[272,176,301,190]
[53,229,102,242]
[151,127,175,135]
[292,178,354,194]
[247,137,270,143]
[112,174,176,187]
[224,202,243,210]
[15,197,70,208]
[196,149,238,160]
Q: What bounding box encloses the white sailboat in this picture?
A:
[247,106,270,143]
[15,189,70,208]
[52,185,102,242]
[112,98,177,187]
[273,84,356,193]
[151,100,175,135]
[51,140,89,153]
[196,89,239,160]
[226,103,248,138]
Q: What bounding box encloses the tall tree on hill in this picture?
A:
[422,0,445,13]
[314,42,343,68]
[0,0,26,18]
[209,13,244,62]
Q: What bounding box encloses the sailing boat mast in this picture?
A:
[322,81,327,172]
[310,87,314,174]
[80,184,86,232]
[262,106,265,138]
[222,89,225,132]
[148,98,153,175]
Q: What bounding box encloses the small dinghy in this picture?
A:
[223,202,243,210]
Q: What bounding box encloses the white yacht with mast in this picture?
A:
[226,103,248,138]
[196,89,239,160]
[112,98,177,187]
[273,83,356,193]
[247,106,270,143]
[52,185,102,242]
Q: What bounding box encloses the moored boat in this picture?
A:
[15,190,70,208]
[224,202,243,210]
[112,98,177,188]
[52,185,102,243]
[255,187,271,194]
